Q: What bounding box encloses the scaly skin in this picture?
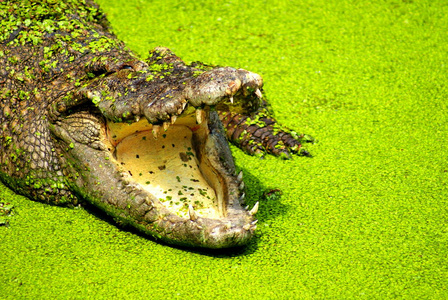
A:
[0,0,310,248]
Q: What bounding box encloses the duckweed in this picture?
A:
[1,0,447,299]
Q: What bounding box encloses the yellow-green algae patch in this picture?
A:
[1,0,447,298]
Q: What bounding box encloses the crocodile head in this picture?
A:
[49,52,262,248]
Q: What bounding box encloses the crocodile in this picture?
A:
[0,0,310,248]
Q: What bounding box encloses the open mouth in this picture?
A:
[103,103,258,244]
[107,106,229,220]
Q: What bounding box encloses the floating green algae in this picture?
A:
[1,0,447,298]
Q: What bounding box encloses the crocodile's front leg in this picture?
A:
[219,108,314,158]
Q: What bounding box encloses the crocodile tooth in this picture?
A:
[229,96,234,104]
[163,121,170,131]
[240,196,246,205]
[249,202,259,215]
[171,115,177,124]
[245,205,249,210]
[239,192,245,201]
[134,115,140,122]
[243,224,251,231]
[152,125,160,139]
[196,109,205,124]
[177,108,183,114]
[251,220,258,225]
[182,102,187,109]
[188,205,198,221]
[238,181,245,191]
[237,170,243,182]
[255,88,263,99]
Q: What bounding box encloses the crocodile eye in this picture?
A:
[121,65,133,70]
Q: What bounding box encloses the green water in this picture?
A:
[1,0,447,298]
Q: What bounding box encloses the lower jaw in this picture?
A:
[97,111,258,248]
